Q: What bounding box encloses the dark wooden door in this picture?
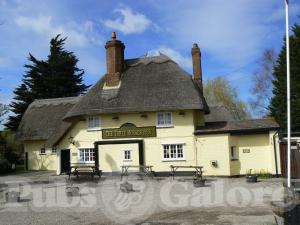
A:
[60,149,70,174]
[25,152,28,170]
[280,142,300,178]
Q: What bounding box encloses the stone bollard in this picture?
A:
[5,191,20,203]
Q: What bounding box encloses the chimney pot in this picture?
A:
[112,32,116,40]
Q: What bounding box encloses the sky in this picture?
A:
[0,0,299,125]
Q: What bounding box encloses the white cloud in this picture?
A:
[15,15,101,48]
[103,6,152,34]
[161,0,295,67]
[148,47,192,68]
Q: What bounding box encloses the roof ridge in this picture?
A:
[34,96,81,102]
[230,118,276,122]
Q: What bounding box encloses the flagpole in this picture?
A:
[285,0,291,188]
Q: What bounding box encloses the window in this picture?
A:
[40,147,46,155]
[230,146,238,160]
[87,116,100,130]
[51,146,57,154]
[124,150,132,161]
[79,148,95,163]
[157,112,172,127]
[163,144,184,160]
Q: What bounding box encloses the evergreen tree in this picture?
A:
[5,35,89,131]
[269,24,300,132]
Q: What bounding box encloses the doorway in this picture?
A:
[60,149,70,174]
[25,152,28,170]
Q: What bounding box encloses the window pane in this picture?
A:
[166,113,172,124]
[170,145,176,158]
[177,145,183,158]
[94,118,100,127]
[157,113,164,125]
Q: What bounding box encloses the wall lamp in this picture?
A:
[68,136,76,146]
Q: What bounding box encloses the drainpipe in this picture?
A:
[273,130,279,177]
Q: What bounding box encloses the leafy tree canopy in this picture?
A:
[204,76,250,120]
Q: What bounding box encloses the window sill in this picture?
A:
[162,159,186,162]
[123,160,132,162]
[231,159,238,161]
[51,153,57,155]
[39,153,46,155]
[87,128,101,132]
[156,125,174,129]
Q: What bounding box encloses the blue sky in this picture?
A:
[0,0,299,120]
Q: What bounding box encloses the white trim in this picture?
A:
[86,116,101,130]
[156,112,173,128]
[230,146,238,160]
[123,150,132,161]
[161,141,186,145]
[161,143,185,161]
[78,148,95,163]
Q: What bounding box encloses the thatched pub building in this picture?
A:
[17,33,281,176]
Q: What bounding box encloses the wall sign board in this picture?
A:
[102,123,157,139]
[243,149,250,153]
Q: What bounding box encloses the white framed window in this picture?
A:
[40,147,46,155]
[230,146,238,160]
[124,150,132,161]
[79,148,95,163]
[87,116,101,130]
[157,112,173,127]
[51,146,57,154]
[162,144,184,161]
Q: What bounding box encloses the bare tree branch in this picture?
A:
[250,49,276,117]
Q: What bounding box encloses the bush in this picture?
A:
[0,159,12,174]
[255,169,272,179]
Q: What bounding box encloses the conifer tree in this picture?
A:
[269,23,300,132]
[5,35,89,131]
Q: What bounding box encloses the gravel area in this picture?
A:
[0,172,285,225]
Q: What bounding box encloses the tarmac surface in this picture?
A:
[0,171,285,225]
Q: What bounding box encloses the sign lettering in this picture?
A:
[102,126,157,139]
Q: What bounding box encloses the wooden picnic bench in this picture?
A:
[68,163,102,179]
[170,165,204,180]
[120,165,155,180]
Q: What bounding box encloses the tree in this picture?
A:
[250,49,276,117]
[269,23,300,132]
[0,103,8,126]
[5,35,89,131]
[0,78,9,126]
[204,76,250,120]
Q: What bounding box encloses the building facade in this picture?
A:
[18,33,281,176]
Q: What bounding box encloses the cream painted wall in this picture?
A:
[56,110,197,174]
[24,108,279,177]
[99,143,139,172]
[229,132,279,175]
[24,140,57,171]
[196,134,231,176]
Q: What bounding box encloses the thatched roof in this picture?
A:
[64,55,209,120]
[204,105,235,122]
[194,119,279,135]
[17,97,80,147]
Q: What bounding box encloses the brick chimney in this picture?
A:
[191,43,203,92]
[105,32,125,86]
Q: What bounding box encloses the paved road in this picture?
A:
[0,172,284,225]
